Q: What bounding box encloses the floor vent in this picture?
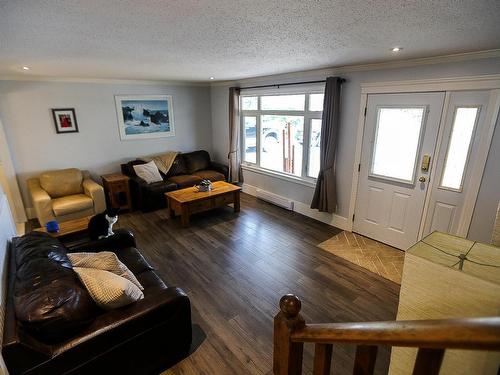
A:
[255,189,294,211]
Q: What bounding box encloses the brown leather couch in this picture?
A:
[121,150,228,212]
[3,230,192,375]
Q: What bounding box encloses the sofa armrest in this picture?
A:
[209,161,229,180]
[27,178,54,226]
[83,178,106,214]
[67,228,136,252]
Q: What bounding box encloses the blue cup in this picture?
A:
[45,220,59,233]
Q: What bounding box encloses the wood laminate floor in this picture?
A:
[115,193,400,375]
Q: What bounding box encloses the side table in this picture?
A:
[101,173,132,211]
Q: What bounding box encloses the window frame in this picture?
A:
[438,105,481,192]
[240,85,324,185]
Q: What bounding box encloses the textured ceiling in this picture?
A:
[1,0,499,82]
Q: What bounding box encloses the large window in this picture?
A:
[241,89,324,181]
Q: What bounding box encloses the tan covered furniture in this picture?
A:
[28,168,105,226]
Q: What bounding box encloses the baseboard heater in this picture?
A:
[255,189,294,211]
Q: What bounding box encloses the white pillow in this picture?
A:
[68,251,144,290]
[133,160,163,184]
[73,267,144,310]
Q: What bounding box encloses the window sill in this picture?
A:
[241,164,317,188]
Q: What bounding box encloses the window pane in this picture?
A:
[309,94,324,111]
[440,107,479,190]
[261,115,304,176]
[261,95,305,111]
[308,119,322,178]
[242,97,258,110]
[243,116,256,163]
[371,107,425,182]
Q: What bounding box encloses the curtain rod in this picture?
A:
[239,78,345,90]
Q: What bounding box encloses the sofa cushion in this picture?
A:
[68,252,144,290]
[40,168,83,198]
[133,160,163,184]
[183,150,211,173]
[192,170,225,182]
[137,270,167,293]
[12,232,98,343]
[52,194,94,216]
[123,160,147,177]
[166,155,189,177]
[73,267,144,310]
[167,175,203,189]
[115,247,154,275]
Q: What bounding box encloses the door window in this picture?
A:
[370,107,426,183]
[439,106,480,191]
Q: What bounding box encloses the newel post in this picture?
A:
[273,294,305,375]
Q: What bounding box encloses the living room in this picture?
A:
[0,1,499,374]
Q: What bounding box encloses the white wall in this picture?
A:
[0,184,15,375]
[0,80,212,210]
[211,57,500,241]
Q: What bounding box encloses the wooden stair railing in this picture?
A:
[273,294,500,375]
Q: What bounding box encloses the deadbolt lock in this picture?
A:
[421,154,431,171]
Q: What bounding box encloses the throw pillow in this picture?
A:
[73,267,144,310]
[133,160,163,184]
[68,251,144,290]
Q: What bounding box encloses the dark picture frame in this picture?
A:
[52,108,79,134]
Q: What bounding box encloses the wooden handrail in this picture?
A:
[273,294,500,375]
[291,317,500,349]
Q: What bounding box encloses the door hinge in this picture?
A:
[352,214,355,222]
[358,163,361,172]
[364,107,367,117]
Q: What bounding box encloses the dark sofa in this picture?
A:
[3,230,192,375]
[121,150,228,212]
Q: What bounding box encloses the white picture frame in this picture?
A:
[114,95,175,140]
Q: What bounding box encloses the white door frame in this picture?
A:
[348,74,500,240]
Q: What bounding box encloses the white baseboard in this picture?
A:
[242,183,351,231]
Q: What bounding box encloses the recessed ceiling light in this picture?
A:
[22,66,30,70]
[391,47,402,52]
[209,76,215,80]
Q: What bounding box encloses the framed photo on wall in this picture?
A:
[52,108,79,134]
[114,95,175,140]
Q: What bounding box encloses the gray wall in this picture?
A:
[469,114,500,242]
[0,80,212,208]
[211,57,500,242]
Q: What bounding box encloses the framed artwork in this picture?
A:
[52,108,79,133]
[114,95,175,140]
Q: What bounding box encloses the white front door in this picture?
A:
[353,92,445,250]
[423,90,491,236]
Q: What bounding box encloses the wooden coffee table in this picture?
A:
[34,216,91,237]
[165,181,241,226]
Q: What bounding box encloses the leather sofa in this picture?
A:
[27,168,106,226]
[121,150,228,212]
[3,230,192,375]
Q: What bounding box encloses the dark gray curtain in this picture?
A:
[228,87,243,183]
[311,77,343,213]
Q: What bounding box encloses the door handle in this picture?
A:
[418,176,427,183]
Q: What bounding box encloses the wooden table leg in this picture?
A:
[180,205,190,226]
[167,199,175,219]
[233,191,240,213]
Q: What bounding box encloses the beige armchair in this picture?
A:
[28,168,105,226]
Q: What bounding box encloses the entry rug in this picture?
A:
[318,231,405,284]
